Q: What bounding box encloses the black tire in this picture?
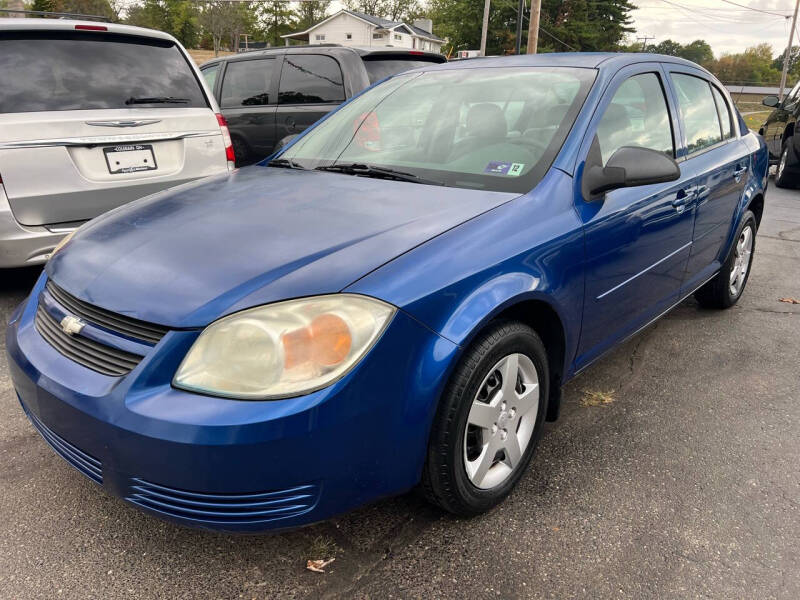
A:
[231,136,250,167]
[775,142,798,188]
[421,321,549,516]
[694,210,757,309]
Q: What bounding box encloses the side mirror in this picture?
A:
[275,134,298,151]
[762,95,780,108]
[583,146,680,200]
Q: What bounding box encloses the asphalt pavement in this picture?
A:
[1,183,798,599]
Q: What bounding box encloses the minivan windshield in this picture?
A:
[0,32,208,113]
[279,67,596,193]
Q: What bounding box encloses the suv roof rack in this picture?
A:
[0,9,111,22]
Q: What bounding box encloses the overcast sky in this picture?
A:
[630,0,798,57]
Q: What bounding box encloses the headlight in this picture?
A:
[49,230,76,259]
[173,294,396,399]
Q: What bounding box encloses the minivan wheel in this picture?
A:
[421,321,548,516]
[775,143,798,188]
[694,210,757,309]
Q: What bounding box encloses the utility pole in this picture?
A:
[515,0,525,55]
[637,36,653,52]
[779,0,800,101]
[480,0,490,56]
[526,0,540,54]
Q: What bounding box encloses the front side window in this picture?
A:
[279,67,597,193]
[0,32,207,113]
[221,59,275,107]
[595,73,674,165]
[278,55,345,104]
[671,73,723,154]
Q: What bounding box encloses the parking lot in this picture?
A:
[0,182,798,599]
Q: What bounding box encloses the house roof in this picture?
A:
[282,9,443,43]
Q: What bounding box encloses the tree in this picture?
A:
[680,40,713,65]
[125,0,199,47]
[652,39,683,56]
[198,0,239,55]
[258,1,297,47]
[295,0,331,31]
[706,44,782,86]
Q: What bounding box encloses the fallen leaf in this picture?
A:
[778,297,800,304]
[306,558,335,573]
[581,390,616,407]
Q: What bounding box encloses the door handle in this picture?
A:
[672,187,696,213]
[733,164,747,182]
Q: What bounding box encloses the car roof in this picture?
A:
[430,52,711,74]
[200,44,446,67]
[0,17,177,43]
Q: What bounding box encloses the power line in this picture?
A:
[653,0,785,24]
[538,25,577,51]
[717,0,791,18]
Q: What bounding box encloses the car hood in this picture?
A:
[46,166,516,328]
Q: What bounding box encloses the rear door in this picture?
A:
[0,30,225,227]
[274,54,346,147]
[664,69,750,293]
[217,57,279,166]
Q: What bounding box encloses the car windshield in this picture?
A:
[279,66,596,193]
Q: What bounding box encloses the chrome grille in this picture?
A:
[35,304,142,376]
[45,281,168,344]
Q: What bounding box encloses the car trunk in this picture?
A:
[0,29,223,226]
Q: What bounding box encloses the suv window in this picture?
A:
[362,57,443,84]
[711,85,734,140]
[0,32,207,113]
[201,64,220,92]
[221,59,275,107]
[671,73,723,154]
[278,55,345,104]
[596,73,674,165]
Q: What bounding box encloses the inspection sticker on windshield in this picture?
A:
[484,162,524,176]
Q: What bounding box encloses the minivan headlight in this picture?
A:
[173,295,396,399]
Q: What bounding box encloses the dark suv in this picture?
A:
[760,82,800,187]
[201,45,446,166]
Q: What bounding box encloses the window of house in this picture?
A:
[315,34,325,41]
[373,33,384,39]
[278,55,345,104]
[346,33,352,40]
[670,73,723,154]
[220,58,275,107]
[596,72,674,164]
[394,34,402,41]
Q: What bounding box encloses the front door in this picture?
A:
[762,80,800,158]
[574,66,696,370]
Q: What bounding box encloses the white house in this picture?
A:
[282,10,444,54]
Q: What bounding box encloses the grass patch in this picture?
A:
[742,110,771,132]
[580,389,616,407]
[307,535,337,559]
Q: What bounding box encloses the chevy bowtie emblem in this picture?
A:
[60,315,86,336]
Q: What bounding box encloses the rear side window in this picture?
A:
[362,57,443,84]
[0,32,207,113]
[596,73,674,165]
[711,85,734,140]
[670,73,723,154]
[221,59,275,107]
[201,64,220,93]
[278,55,345,104]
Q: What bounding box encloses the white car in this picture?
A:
[0,18,234,268]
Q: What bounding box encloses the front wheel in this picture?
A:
[775,143,798,188]
[695,210,757,309]
[421,321,548,516]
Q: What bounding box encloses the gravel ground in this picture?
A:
[1,183,798,600]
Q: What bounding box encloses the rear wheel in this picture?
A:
[422,321,548,516]
[695,210,757,309]
[775,142,798,188]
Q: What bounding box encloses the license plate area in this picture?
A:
[103,145,157,174]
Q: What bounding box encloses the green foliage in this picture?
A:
[707,44,783,86]
[295,0,331,31]
[428,0,635,57]
[343,0,420,23]
[258,1,298,47]
[125,0,199,47]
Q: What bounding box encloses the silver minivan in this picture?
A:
[0,18,234,268]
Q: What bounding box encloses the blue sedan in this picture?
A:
[6,53,768,532]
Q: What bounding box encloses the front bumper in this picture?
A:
[0,185,78,268]
[6,275,459,532]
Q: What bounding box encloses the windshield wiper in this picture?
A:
[315,163,443,186]
[125,96,190,105]
[268,158,306,170]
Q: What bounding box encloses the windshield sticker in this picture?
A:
[484,162,525,176]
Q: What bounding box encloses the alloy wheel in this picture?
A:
[463,353,539,490]
[729,224,753,297]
